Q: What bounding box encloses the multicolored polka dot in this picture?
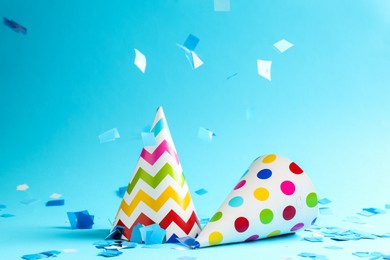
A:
[259,208,274,224]
[234,217,249,233]
[234,180,246,190]
[209,231,223,245]
[306,192,318,208]
[245,235,259,242]
[282,205,296,220]
[289,162,303,174]
[280,180,295,195]
[262,154,277,164]
[253,187,269,201]
[228,196,244,207]
[290,222,304,232]
[210,211,223,222]
[267,230,281,237]
[257,169,272,179]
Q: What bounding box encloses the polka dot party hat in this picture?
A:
[192,154,318,248]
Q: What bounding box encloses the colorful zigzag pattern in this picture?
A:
[111,107,201,242]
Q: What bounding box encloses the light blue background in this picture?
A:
[1,0,390,259]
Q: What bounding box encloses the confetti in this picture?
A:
[46,199,65,207]
[318,198,332,205]
[183,34,199,51]
[141,132,156,146]
[257,60,272,81]
[116,186,127,198]
[49,193,62,199]
[195,188,208,196]
[273,39,294,53]
[22,250,61,260]
[105,225,124,240]
[0,213,15,218]
[134,48,146,73]
[214,0,230,12]
[3,17,27,34]
[16,184,29,191]
[98,249,122,257]
[139,224,166,245]
[178,34,203,69]
[198,127,215,142]
[99,128,120,144]
[324,246,343,250]
[61,249,78,253]
[67,210,94,229]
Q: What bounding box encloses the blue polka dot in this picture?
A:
[228,196,244,207]
[257,169,272,179]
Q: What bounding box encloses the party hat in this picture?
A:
[191,154,318,248]
[111,107,201,242]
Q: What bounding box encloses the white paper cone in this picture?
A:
[193,154,318,248]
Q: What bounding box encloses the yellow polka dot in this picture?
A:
[209,231,223,246]
[267,230,281,237]
[254,187,269,201]
[262,154,277,164]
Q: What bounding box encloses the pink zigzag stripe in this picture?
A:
[140,139,180,165]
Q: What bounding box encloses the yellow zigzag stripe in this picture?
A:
[120,186,191,217]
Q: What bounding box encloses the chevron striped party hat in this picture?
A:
[111,107,201,243]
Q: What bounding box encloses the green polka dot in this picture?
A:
[259,208,274,224]
[306,192,318,208]
[267,230,281,237]
[209,231,223,246]
[210,211,223,222]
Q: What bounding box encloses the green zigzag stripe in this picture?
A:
[151,118,167,137]
[127,163,185,195]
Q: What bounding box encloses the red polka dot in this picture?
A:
[234,180,246,190]
[280,181,295,195]
[289,162,303,174]
[234,217,249,233]
[245,235,259,241]
[282,205,296,220]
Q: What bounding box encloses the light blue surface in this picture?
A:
[1,0,390,259]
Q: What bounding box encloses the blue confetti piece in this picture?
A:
[116,186,127,198]
[176,236,196,247]
[324,246,343,250]
[98,250,123,257]
[195,188,208,196]
[183,34,199,51]
[0,213,15,218]
[121,241,137,248]
[67,210,94,229]
[3,17,27,34]
[21,250,61,260]
[46,199,65,207]
[21,253,47,260]
[130,223,143,243]
[0,204,6,209]
[318,198,332,205]
[141,132,156,146]
[304,236,324,242]
[105,226,124,240]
